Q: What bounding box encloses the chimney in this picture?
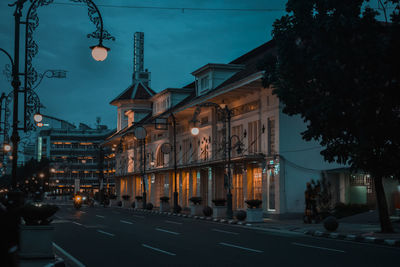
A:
[132,32,151,87]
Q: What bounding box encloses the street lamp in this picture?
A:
[190,102,234,219]
[4,144,12,152]
[33,113,43,123]
[91,44,110,61]
[1,0,114,197]
[134,126,148,209]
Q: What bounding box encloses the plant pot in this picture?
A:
[190,204,203,216]
[122,200,131,208]
[160,202,170,212]
[109,199,118,207]
[136,200,143,209]
[19,225,55,259]
[212,206,226,218]
[246,208,263,222]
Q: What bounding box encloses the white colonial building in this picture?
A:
[104,37,400,217]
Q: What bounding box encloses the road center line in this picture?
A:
[131,215,145,219]
[96,215,105,218]
[165,220,183,225]
[120,220,134,225]
[142,244,176,256]
[219,242,263,253]
[155,228,180,235]
[72,222,83,226]
[212,228,239,235]
[97,230,115,237]
[291,242,345,253]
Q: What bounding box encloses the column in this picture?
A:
[196,170,201,196]
[262,164,268,211]
[179,171,183,206]
[243,166,248,206]
[189,169,193,199]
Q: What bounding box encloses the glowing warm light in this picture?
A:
[36,122,43,127]
[33,113,43,123]
[50,168,56,173]
[4,144,11,152]
[39,173,44,178]
[91,44,109,61]
[191,127,199,136]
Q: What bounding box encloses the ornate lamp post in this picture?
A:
[1,0,114,198]
[190,102,235,219]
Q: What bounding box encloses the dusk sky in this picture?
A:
[0,0,382,131]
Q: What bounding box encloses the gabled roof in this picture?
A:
[110,81,156,105]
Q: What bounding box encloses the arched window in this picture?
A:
[156,146,164,167]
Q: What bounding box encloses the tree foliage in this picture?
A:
[264,0,400,232]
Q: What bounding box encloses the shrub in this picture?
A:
[333,203,370,219]
[189,196,202,205]
[135,196,143,201]
[117,201,122,207]
[245,199,262,209]
[323,216,339,232]
[174,205,182,213]
[20,204,59,225]
[235,210,247,221]
[122,195,130,201]
[203,206,213,216]
[212,199,226,206]
[160,196,170,203]
[146,203,153,210]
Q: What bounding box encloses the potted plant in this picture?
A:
[189,196,203,216]
[235,210,247,221]
[160,196,170,212]
[121,195,131,208]
[245,199,263,222]
[212,199,226,218]
[19,203,59,259]
[203,206,213,217]
[109,194,118,206]
[135,196,143,209]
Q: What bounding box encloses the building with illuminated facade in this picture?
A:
[37,119,115,195]
[104,37,400,217]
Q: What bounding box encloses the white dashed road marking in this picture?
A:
[219,242,263,253]
[96,215,105,218]
[155,228,180,235]
[72,222,83,226]
[291,242,345,253]
[142,244,176,256]
[120,220,134,225]
[165,220,183,225]
[97,230,115,237]
[212,228,239,235]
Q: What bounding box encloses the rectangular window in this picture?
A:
[200,76,209,92]
[248,120,260,153]
[253,167,262,200]
[231,124,243,157]
[267,117,275,155]
[182,139,190,164]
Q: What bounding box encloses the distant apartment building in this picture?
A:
[37,117,115,194]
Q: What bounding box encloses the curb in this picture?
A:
[304,230,400,247]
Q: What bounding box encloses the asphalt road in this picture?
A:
[52,204,399,267]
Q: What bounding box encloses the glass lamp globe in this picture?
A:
[4,144,12,152]
[191,127,199,136]
[33,113,43,123]
[91,44,110,61]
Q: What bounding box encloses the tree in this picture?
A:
[264,0,400,232]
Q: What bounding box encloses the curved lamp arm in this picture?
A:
[0,48,14,67]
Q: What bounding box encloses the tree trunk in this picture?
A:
[373,175,394,233]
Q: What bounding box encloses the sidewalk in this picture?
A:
[249,211,400,246]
